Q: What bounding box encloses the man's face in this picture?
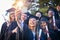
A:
[48,11,53,18]
[36,12,41,18]
[29,18,37,27]
[21,13,27,21]
[57,6,60,11]
[40,21,47,29]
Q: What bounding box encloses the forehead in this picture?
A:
[48,10,54,13]
[36,12,41,14]
[21,13,27,16]
[29,18,36,21]
[9,12,15,15]
[40,21,46,23]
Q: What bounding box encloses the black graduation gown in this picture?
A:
[24,27,37,40]
[54,20,60,40]
[47,24,57,40]
[48,19,60,40]
[40,30,47,40]
[38,24,56,40]
[38,28,55,40]
[0,21,17,40]
[11,22,29,40]
[6,21,18,40]
[3,21,29,40]
[0,22,7,40]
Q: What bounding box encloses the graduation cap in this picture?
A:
[24,15,39,25]
[25,12,33,17]
[47,7,54,13]
[29,15,39,20]
[47,6,58,14]
[40,17,48,22]
[6,8,16,15]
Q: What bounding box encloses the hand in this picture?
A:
[7,21,10,27]
[12,27,18,33]
[15,10,21,21]
[54,26,58,30]
[47,37,51,40]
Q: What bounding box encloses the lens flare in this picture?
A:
[17,1,24,8]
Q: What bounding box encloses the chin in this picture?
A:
[30,25,35,27]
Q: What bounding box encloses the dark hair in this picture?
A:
[57,3,60,6]
[25,15,38,25]
[47,6,59,20]
[35,11,43,16]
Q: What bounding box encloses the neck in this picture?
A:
[10,20,14,22]
[21,20,24,22]
[29,26,36,32]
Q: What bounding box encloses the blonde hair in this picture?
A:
[9,12,15,22]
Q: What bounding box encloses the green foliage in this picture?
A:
[31,6,48,16]
[39,6,48,16]
[31,0,60,15]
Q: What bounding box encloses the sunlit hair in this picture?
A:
[9,12,15,22]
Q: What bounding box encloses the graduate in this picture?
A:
[56,4,60,14]
[38,17,53,40]
[23,16,38,40]
[47,7,60,29]
[11,11,29,40]
[0,10,29,40]
[47,7,60,40]
[35,11,48,30]
[35,11,44,20]
[0,8,16,40]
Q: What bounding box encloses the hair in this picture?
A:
[57,3,60,6]
[47,6,59,20]
[35,11,43,16]
[9,13,15,22]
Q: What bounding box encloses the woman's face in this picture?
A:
[10,12,15,21]
[57,6,60,11]
[48,11,53,18]
[40,21,47,29]
[36,12,41,18]
[29,18,37,27]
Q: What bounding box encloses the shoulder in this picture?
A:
[1,22,7,29]
[2,22,7,26]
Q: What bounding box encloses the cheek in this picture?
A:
[48,14,52,17]
[29,22,32,26]
[33,21,37,26]
[36,14,40,17]
[11,15,14,18]
[24,17,27,19]
[42,26,46,29]
[21,16,23,18]
[29,21,32,24]
[22,16,26,19]
[34,22,36,25]
[36,14,39,16]
[11,16,15,20]
[59,7,60,10]
[41,23,44,26]
[21,16,24,19]
[29,21,36,26]
[41,24,45,28]
[58,7,60,9]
